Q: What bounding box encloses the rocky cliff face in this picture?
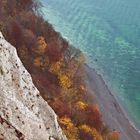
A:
[0,32,67,140]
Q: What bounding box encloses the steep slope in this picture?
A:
[0,32,67,140]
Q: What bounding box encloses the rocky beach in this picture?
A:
[84,64,140,140]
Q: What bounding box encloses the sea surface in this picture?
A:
[41,0,140,129]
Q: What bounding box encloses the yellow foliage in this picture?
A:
[49,62,60,74]
[34,57,43,67]
[79,124,92,133]
[34,36,47,54]
[49,58,63,74]
[33,56,49,69]
[76,101,88,110]
[59,117,79,140]
[59,117,73,127]
[79,124,103,140]
[58,73,73,89]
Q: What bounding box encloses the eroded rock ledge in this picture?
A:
[0,32,67,140]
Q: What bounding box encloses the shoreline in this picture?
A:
[41,9,140,138]
[83,64,140,140]
[47,23,140,138]
[54,28,140,137]
[86,64,140,132]
[53,27,140,139]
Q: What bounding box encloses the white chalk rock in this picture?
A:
[0,32,67,140]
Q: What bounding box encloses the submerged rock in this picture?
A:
[0,32,67,140]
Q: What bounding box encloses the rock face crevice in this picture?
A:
[0,32,67,140]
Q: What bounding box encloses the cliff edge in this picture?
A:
[0,32,67,140]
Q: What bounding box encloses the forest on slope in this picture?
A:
[0,0,119,140]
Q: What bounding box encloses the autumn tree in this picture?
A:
[33,36,47,55]
[23,29,36,48]
[78,124,103,140]
[85,104,103,130]
[18,11,37,31]
[49,57,64,74]
[34,56,49,70]
[18,46,29,63]
[47,45,62,62]
[58,73,73,89]
[5,20,23,47]
[0,1,120,139]
[50,98,70,117]
[18,0,34,11]
[6,0,17,16]
[59,117,79,140]
[75,101,88,110]
[34,57,43,67]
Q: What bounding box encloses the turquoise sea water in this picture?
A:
[41,0,140,129]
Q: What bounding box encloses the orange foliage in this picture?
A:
[59,117,79,140]
[49,58,64,74]
[108,131,120,140]
[72,103,103,131]
[78,124,103,140]
[33,36,47,55]
[34,57,43,67]
[0,1,120,139]
[58,73,73,89]
[34,56,49,70]
[76,101,88,110]
[86,105,102,130]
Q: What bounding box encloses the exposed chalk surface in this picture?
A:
[0,32,67,140]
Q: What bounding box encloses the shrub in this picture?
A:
[49,58,64,74]
[33,36,47,55]
[0,1,119,139]
[24,29,36,45]
[33,56,49,70]
[50,98,70,117]
[47,45,62,62]
[58,73,73,89]
[59,117,79,140]
[85,105,103,130]
[78,124,103,140]
[34,57,43,67]
[5,20,23,47]
[75,101,88,110]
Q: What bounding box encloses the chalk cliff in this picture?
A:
[0,32,67,140]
